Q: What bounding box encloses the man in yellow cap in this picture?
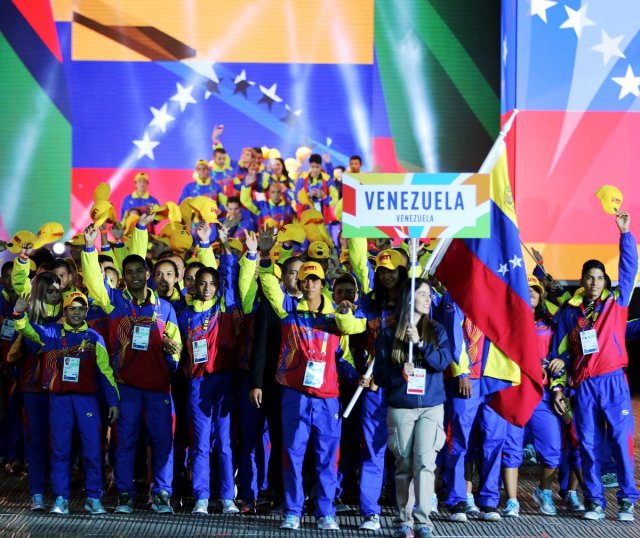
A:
[120,172,160,220]
[178,160,223,205]
[258,260,358,531]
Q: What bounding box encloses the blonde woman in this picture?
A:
[373,278,452,538]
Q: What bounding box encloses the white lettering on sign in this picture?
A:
[354,185,476,229]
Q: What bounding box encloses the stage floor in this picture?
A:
[1,399,639,538]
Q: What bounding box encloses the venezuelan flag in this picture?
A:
[434,142,543,427]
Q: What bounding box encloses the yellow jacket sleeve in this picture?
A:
[163,319,182,364]
[14,315,43,346]
[239,253,258,315]
[11,257,31,296]
[81,248,114,313]
[257,263,287,319]
[96,342,119,398]
[335,309,367,335]
[348,237,371,294]
[129,225,148,259]
[240,186,260,216]
[196,244,219,270]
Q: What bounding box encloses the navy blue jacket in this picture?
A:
[373,322,452,409]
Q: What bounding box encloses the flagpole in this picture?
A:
[520,241,548,278]
[407,237,419,364]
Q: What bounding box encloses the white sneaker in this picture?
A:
[222,499,239,514]
[192,499,209,515]
[359,514,381,531]
[317,515,340,531]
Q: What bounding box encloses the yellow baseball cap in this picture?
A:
[134,172,149,183]
[527,274,544,294]
[93,182,111,203]
[228,238,245,253]
[65,234,85,247]
[298,261,325,281]
[157,222,184,239]
[375,249,404,271]
[270,243,282,264]
[307,241,330,260]
[268,148,281,159]
[277,223,306,244]
[62,290,88,309]
[195,159,210,168]
[90,200,118,228]
[33,222,65,249]
[300,208,324,226]
[179,197,194,228]
[170,229,193,253]
[6,230,37,254]
[189,196,219,224]
[153,201,182,224]
[122,214,140,237]
[595,185,623,214]
[296,146,312,162]
[339,250,350,264]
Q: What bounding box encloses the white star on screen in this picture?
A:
[170,82,197,111]
[149,104,175,133]
[530,0,557,24]
[591,30,626,66]
[132,133,160,160]
[559,4,596,39]
[509,254,523,268]
[612,65,640,99]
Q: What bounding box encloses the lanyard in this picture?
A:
[127,292,159,323]
[60,328,87,354]
[579,298,604,329]
[188,308,213,337]
[304,324,329,360]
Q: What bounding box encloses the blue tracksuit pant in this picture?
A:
[359,387,388,516]
[23,391,49,496]
[503,392,562,469]
[238,371,269,502]
[50,393,103,499]
[573,370,638,507]
[444,379,507,508]
[281,387,341,518]
[190,371,235,501]
[114,384,174,496]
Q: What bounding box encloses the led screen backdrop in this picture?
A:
[0,0,500,248]
[503,0,640,280]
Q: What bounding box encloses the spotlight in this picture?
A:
[53,242,66,255]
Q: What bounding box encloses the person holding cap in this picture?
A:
[294,154,339,221]
[240,179,295,230]
[120,172,160,220]
[13,290,119,516]
[549,212,638,521]
[81,217,182,515]
[371,278,452,538]
[259,260,358,531]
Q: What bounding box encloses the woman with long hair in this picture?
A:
[372,278,452,538]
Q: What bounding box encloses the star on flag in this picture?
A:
[497,263,509,276]
[591,30,626,66]
[258,83,283,110]
[170,82,197,111]
[149,104,175,133]
[133,133,160,160]
[233,70,255,97]
[559,4,596,39]
[612,65,640,99]
[530,0,557,24]
[509,254,523,268]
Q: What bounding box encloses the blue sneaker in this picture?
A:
[84,497,107,515]
[150,490,173,514]
[618,498,635,522]
[415,527,432,538]
[30,494,45,511]
[602,473,618,488]
[532,487,557,516]
[563,490,585,512]
[50,496,69,515]
[393,523,414,538]
[280,513,301,530]
[523,444,537,465]
[503,498,520,517]
[317,515,340,531]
